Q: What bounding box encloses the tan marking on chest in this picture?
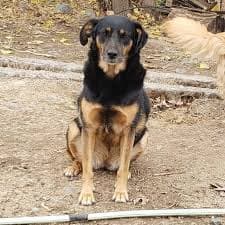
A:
[111,104,138,134]
[81,98,138,133]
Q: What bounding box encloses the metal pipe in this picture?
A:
[1,208,225,224]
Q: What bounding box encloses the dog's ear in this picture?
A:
[134,22,148,52]
[80,19,99,46]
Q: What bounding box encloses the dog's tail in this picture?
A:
[163,17,225,96]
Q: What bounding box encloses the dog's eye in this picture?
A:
[104,27,111,36]
[119,30,127,39]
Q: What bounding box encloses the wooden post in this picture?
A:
[142,0,156,7]
[221,0,225,10]
[166,0,173,7]
[112,0,129,16]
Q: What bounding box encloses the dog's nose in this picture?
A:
[107,50,118,59]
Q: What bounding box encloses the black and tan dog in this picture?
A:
[64,15,150,205]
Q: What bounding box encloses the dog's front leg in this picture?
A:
[78,127,96,205]
[113,128,135,203]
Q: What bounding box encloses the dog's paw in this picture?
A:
[64,164,81,177]
[79,191,95,205]
[112,189,129,203]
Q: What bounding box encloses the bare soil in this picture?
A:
[0,1,225,225]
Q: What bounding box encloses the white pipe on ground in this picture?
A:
[88,208,225,220]
[1,208,225,224]
[0,215,71,225]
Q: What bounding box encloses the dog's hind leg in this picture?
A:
[64,119,82,177]
[131,130,148,161]
[126,130,148,179]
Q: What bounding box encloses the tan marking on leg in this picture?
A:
[112,128,135,203]
[79,98,103,205]
[79,128,96,205]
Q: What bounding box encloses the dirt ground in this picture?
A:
[0,1,225,225]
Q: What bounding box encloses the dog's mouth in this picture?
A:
[99,55,127,77]
[102,56,124,65]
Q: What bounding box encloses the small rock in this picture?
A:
[84,9,96,18]
[133,196,149,205]
[175,116,184,124]
[31,207,40,213]
[63,186,76,196]
[18,0,30,12]
[210,216,222,225]
[55,3,72,14]
[164,55,171,61]
[175,68,186,74]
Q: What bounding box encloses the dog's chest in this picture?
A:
[81,98,138,134]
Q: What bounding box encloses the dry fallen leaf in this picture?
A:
[199,63,210,70]
[5,36,13,39]
[127,13,138,21]
[27,40,44,45]
[80,10,85,15]
[0,49,13,55]
[56,31,66,34]
[60,38,68,43]
[42,19,54,30]
[211,3,220,11]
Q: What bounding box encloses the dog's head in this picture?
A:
[80,16,148,77]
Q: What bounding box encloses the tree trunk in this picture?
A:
[112,0,129,16]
